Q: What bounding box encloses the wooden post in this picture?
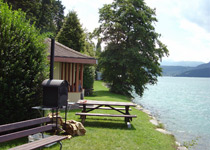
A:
[65,63,67,80]
[80,64,84,89]
[76,64,79,92]
[61,62,63,80]
[72,63,75,92]
[68,63,71,92]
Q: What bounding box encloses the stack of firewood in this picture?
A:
[47,113,86,136]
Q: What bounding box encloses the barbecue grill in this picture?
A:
[42,79,68,108]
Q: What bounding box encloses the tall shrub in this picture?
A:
[83,66,95,90]
[0,1,48,124]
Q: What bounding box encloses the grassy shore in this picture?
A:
[1,81,177,150]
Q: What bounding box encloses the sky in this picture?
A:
[60,0,210,63]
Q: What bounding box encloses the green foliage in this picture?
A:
[4,0,65,35]
[56,11,85,52]
[95,38,102,58]
[83,66,95,90]
[83,32,96,92]
[0,1,48,124]
[97,0,169,97]
[83,31,95,57]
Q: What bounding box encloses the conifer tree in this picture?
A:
[56,11,85,52]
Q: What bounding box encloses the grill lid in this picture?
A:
[42,79,68,87]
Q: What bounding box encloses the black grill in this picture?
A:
[42,79,68,108]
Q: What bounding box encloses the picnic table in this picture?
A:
[75,100,137,128]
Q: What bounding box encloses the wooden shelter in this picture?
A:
[46,38,97,102]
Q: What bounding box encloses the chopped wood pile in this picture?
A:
[47,113,86,136]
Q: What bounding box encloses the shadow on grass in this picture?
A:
[83,118,136,130]
[86,90,129,101]
[0,137,27,150]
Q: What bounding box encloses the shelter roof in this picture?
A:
[46,38,96,64]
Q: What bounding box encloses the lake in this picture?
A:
[133,77,210,150]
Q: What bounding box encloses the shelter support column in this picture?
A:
[72,63,75,92]
[75,64,79,92]
[65,63,67,80]
[68,63,71,92]
[61,62,63,80]
[80,64,83,89]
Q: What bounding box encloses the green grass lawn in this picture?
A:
[1,81,177,150]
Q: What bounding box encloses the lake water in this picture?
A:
[133,77,210,150]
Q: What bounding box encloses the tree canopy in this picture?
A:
[97,0,169,97]
[4,0,65,35]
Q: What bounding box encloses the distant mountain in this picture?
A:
[161,62,210,77]
[161,66,193,76]
[160,60,204,67]
[196,62,210,69]
[177,68,210,77]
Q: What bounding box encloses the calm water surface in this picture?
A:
[133,77,210,150]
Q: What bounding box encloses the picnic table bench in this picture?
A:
[76,100,137,128]
[0,117,67,150]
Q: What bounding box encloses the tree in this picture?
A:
[56,11,85,52]
[0,1,48,124]
[83,31,95,57]
[4,0,65,35]
[95,38,102,58]
[97,0,169,97]
[37,0,65,34]
[83,32,96,92]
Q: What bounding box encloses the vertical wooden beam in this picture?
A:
[65,63,67,80]
[61,62,63,80]
[76,64,80,92]
[68,63,71,92]
[72,63,75,92]
[80,64,84,89]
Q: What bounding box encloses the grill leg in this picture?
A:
[59,141,62,150]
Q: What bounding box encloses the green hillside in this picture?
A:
[161,62,210,77]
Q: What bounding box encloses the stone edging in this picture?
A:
[134,104,187,150]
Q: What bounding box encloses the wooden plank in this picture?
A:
[75,113,137,118]
[0,124,53,143]
[65,62,68,80]
[72,63,75,91]
[9,135,67,150]
[76,63,79,92]
[68,63,71,92]
[0,117,50,133]
[78,106,132,111]
[77,100,136,107]
[61,62,63,80]
[80,64,83,89]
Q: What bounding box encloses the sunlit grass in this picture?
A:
[2,81,177,150]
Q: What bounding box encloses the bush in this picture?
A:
[83,66,95,95]
[0,1,48,124]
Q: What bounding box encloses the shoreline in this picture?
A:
[103,82,187,149]
[134,103,187,150]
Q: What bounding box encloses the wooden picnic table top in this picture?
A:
[77,100,136,107]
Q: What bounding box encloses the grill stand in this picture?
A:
[32,103,68,134]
